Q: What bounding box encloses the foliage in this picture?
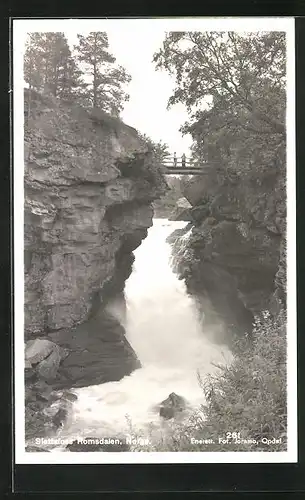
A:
[153,31,285,132]
[74,32,131,115]
[138,133,170,163]
[127,310,287,452]
[153,32,286,228]
[24,32,132,117]
[194,310,287,450]
[24,32,84,101]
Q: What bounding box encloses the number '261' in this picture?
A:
[226,432,241,439]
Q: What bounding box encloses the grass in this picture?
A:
[126,309,287,452]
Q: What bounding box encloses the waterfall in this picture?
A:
[50,219,232,448]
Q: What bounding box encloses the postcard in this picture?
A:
[13,16,297,464]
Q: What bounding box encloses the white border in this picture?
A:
[13,17,297,464]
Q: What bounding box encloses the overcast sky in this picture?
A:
[65,29,192,155]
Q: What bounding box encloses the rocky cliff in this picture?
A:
[24,89,167,393]
[169,163,286,345]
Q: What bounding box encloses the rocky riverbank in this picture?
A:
[169,165,286,345]
[24,89,167,440]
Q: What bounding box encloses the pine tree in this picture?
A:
[24,33,46,92]
[24,32,84,100]
[74,32,131,115]
[57,50,85,101]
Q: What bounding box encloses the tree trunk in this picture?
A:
[93,62,97,108]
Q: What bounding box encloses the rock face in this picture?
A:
[170,165,286,343]
[24,89,167,391]
[168,197,192,221]
[48,310,141,389]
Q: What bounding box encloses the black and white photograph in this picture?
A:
[13,17,297,464]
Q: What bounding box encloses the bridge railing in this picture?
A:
[162,156,194,167]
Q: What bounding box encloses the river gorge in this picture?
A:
[40,219,231,451]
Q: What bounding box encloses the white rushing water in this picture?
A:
[57,219,232,444]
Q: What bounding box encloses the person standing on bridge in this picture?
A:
[173,151,177,167]
[181,153,186,168]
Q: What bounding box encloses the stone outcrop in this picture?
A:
[24,89,167,395]
[168,197,192,221]
[170,164,286,343]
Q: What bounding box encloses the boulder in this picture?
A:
[52,408,68,429]
[25,338,56,364]
[159,392,187,420]
[181,177,208,206]
[36,345,61,380]
[35,386,53,402]
[160,406,175,419]
[169,197,192,221]
[176,197,192,210]
[62,390,78,402]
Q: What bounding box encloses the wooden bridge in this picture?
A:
[161,155,207,175]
